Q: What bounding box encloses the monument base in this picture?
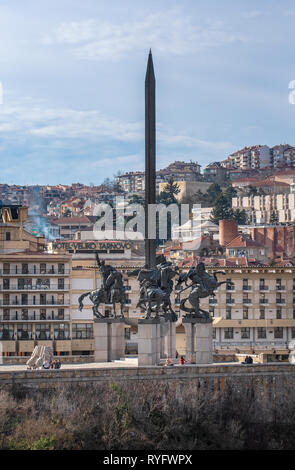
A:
[93,318,126,362]
[137,318,161,366]
[182,316,213,364]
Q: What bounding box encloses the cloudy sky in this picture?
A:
[0,0,295,184]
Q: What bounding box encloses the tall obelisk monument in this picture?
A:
[145,50,156,268]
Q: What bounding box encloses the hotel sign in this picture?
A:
[52,241,131,251]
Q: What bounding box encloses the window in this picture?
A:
[226,294,234,304]
[274,327,283,339]
[18,278,32,290]
[36,278,50,289]
[3,309,10,320]
[58,264,65,274]
[22,264,29,274]
[5,232,11,241]
[243,308,248,319]
[0,325,14,340]
[212,328,216,339]
[243,279,250,290]
[292,328,295,339]
[54,323,70,340]
[17,324,33,340]
[3,263,10,274]
[259,308,265,319]
[21,308,28,320]
[3,279,10,289]
[258,327,266,339]
[224,328,233,339]
[243,295,251,304]
[58,308,64,320]
[58,278,64,290]
[72,323,93,339]
[226,308,231,320]
[241,328,250,339]
[40,264,46,274]
[35,324,51,340]
[226,279,234,290]
[276,308,282,320]
[40,309,46,320]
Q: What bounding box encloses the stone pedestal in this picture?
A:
[182,316,213,364]
[160,318,176,359]
[93,318,126,362]
[137,318,161,366]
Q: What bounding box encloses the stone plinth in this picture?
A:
[160,318,176,359]
[110,319,126,360]
[182,316,213,364]
[93,318,126,362]
[138,318,161,366]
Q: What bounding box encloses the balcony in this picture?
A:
[259,286,269,291]
[243,286,252,291]
[259,299,269,304]
[276,299,286,304]
[243,299,252,305]
[0,284,69,291]
[0,300,69,306]
[0,269,70,276]
[226,299,235,305]
[276,286,285,291]
[209,298,217,304]
[0,313,70,321]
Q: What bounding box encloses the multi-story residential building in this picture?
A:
[203,162,229,184]
[222,145,271,170]
[116,172,145,193]
[232,193,295,224]
[51,216,94,240]
[271,144,292,168]
[0,252,74,358]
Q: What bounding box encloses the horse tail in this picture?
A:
[78,292,90,311]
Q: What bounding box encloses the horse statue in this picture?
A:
[128,257,178,321]
[78,254,127,319]
[176,262,233,319]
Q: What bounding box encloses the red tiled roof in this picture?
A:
[225,235,264,248]
[52,216,92,225]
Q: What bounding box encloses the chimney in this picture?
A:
[219,219,238,246]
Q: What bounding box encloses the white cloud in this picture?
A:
[43,9,245,61]
[0,96,235,156]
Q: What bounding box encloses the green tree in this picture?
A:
[210,194,234,224]
[158,178,180,205]
[234,209,248,225]
[207,183,222,204]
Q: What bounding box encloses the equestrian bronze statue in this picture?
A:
[128,255,179,321]
[176,262,233,319]
[78,253,127,319]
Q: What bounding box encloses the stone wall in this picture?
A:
[1,363,295,390]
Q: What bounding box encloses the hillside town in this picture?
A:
[2,144,295,363]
